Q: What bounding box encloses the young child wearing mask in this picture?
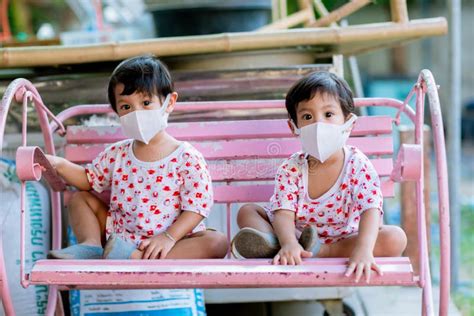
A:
[46,55,228,260]
[231,72,407,283]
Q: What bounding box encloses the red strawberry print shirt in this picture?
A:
[85,140,213,245]
[265,146,383,244]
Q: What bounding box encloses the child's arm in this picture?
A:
[344,208,382,283]
[139,212,204,259]
[46,155,91,191]
[272,210,312,265]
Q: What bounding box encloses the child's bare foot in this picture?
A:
[48,244,103,259]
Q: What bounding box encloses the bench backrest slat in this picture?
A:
[212,182,394,203]
[63,114,395,202]
[205,158,393,181]
[66,116,393,144]
[65,136,393,164]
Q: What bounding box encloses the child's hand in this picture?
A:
[272,241,312,265]
[139,233,176,259]
[345,246,382,283]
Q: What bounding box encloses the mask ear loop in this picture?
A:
[160,94,172,113]
[290,120,311,160]
[342,114,358,134]
[290,120,301,136]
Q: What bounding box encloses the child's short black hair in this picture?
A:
[285,71,355,126]
[107,55,174,112]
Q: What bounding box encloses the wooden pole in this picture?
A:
[400,126,431,275]
[279,0,287,18]
[313,0,339,27]
[297,0,316,26]
[258,8,314,32]
[310,0,372,27]
[0,18,447,68]
[272,0,280,22]
[390,0,409,23]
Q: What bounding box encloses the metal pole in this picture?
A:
[447,0,461,291]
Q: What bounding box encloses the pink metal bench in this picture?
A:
[0,70,450,315]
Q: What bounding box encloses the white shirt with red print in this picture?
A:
[265,146,383,245]
[85,140,213,245]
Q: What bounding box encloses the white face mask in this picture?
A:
[119,94,171,144]
[292,114,357,163]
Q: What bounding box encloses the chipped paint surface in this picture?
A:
[69,125,122,136]
[29,258,416,289]
[198,141,224,152]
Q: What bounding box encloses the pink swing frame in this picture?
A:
[0,69,450,316]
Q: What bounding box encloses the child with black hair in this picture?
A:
[46,55,228,260]
[231,71,407,283]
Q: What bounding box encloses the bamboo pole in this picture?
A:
[279,0,287,18]
[298,0,316,26]
[310,0,372,27]
[313,0,339,27]
[272,0,280,22]
[390,0,409,23]
[0,18,447,68]
[313,0,330,16]
[258,8,314,32]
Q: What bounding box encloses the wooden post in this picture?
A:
[310,0,371,27]
[258,8,314,32]
[298,0,316,26]
[312,0,339,27]
[400,125,431,275]
[279,0,287,19]
[272,0,280,22]
[390,0,409,23]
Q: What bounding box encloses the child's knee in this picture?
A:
[205,232,229,258]
[236,203,258,226]
[68,191,90,208]
[380,226,407,256]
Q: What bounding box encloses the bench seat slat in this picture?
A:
[65,137,393,164]
[29,258,415,289]
[34,257,411,267]
[66,116,393,144]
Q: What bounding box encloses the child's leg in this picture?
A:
[68,191,108,246]
[129,230,228,259]
[228,204,278,258]
[317,225,407,258]
[232,204,318,258]
[236,203,274,232]
[48,191,108,259]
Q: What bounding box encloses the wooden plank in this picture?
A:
[0,18,447,68]
[29,257,415,289]
[64,136,393,164]
[207,158,393,181]
[213,180,394,203]
[14,65,332,106]
[66,116,393,144]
